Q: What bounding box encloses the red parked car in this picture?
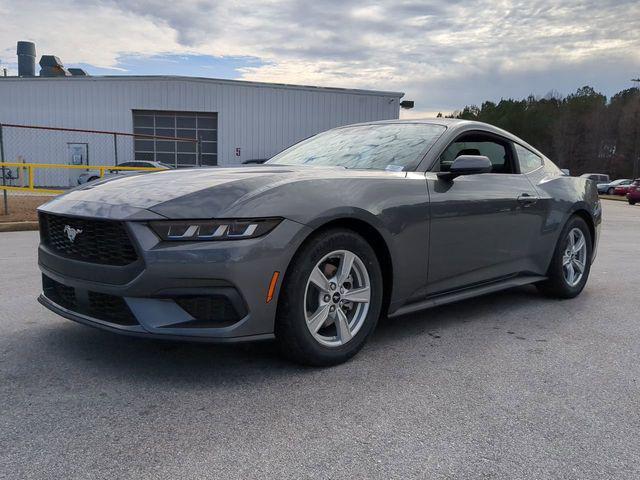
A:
[614,183,634,195]
[627,179,640,205]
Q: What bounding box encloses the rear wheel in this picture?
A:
[275,229,383,366]
[629,199,636,205]
[537,216,592,298]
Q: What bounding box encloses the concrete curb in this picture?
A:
[0,221,39,232]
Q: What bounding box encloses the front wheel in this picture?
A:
[275,229,383,366]
[537,216,592,299]
[607,187,615,195]
[629,199,636,205]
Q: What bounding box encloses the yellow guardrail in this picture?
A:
[0,162,164,195]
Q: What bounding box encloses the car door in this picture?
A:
[425,131,543,295]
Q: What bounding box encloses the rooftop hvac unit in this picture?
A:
[17,41,36,76]
[39,55,71,77]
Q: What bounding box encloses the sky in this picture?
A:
[1,0,639,117]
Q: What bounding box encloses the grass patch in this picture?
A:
[599,194,629,202]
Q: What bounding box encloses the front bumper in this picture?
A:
[38,212,312,342]
[37,294,274,343]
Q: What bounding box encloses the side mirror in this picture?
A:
[437,155,492,180]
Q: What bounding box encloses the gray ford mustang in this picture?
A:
[37,119,601,365]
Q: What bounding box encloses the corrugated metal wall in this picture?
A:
[0,76,402,185]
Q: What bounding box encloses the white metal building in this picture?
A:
[0,75,403,186]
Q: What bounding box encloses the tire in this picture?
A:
[629,199,636,205]
[537,216,592,299]
[607,187,615,195]
[275,228,383,366]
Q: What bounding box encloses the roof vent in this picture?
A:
[68,68,89,76]
[39,55,71,77]
[17,41,36,77]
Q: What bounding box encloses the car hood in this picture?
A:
[39,165,404,220]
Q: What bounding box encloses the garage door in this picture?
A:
[132,110,218,166]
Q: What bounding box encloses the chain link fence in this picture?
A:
[0,123,201,189]
[1,123,202,215]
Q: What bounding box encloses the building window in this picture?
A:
[132,110,218,166]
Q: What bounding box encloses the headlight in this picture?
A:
[149,218,282,241]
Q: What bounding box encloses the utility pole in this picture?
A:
[0,124,8,215]
[633,79,640,178]
[634,114,639,180]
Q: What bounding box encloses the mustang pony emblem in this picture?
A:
[63,225,83,243]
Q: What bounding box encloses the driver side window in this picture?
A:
[439,133,515,174]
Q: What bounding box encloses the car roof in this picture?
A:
[350,118,470,128]
[338,118,547,160]
[340,118,524,140]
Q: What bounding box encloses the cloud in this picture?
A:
[1,0,638,113]
[0,0,181,67]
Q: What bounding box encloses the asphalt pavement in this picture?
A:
[1,200,639,479]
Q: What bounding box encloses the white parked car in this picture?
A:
[77,161,173,185]
[596,178,632,195]
[580,173,610,184]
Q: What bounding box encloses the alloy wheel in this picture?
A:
[303,249,371,347]
[562,227,587,287]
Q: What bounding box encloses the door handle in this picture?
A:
[517,193,538,206]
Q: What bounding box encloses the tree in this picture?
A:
[450,85,639,176]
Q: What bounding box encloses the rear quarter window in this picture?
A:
[514,144,543,173]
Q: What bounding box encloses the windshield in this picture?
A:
[267,123,447,171]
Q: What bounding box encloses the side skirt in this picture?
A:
[388,274,547,318]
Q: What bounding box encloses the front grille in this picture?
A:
[42,275,138,326]
[40,213,138,266]
[174,295,240,327]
